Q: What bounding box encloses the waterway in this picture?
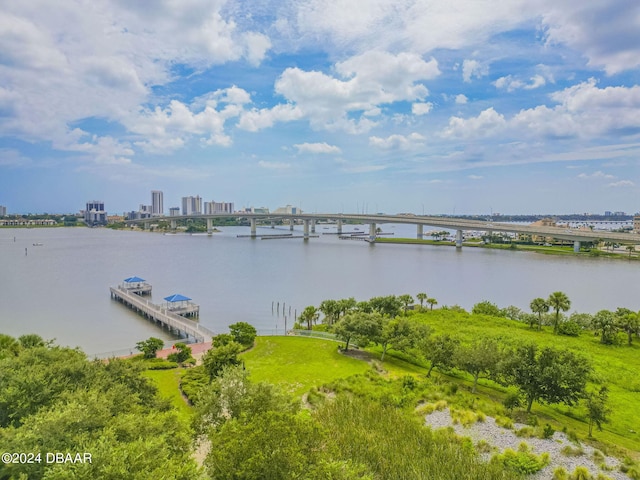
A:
[0,225,637,354]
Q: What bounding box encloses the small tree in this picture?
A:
[229,322,257,348]
[592,310,617,345]
[421,334,460,377]
[334,312,383,351]
[136,337,165,359]
[369,295,402,318]
[202,342,243,381]
[472,301,501,317]
[213,333,234,347]
[501,343,590,413]
[455,337,502,393]
[585,386,610,437]
[377,317,425,363]
[167,342,192,364]
[615,309,639,345]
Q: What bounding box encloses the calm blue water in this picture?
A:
[0,225,638,354]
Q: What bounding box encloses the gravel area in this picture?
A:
[424,408,626,479]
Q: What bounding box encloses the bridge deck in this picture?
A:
[110,286,214,343]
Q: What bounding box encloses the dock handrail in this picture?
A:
[110,286,215,342]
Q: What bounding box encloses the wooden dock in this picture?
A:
[110,286,214,343]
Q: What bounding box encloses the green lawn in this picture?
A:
[240,336,372,396]
[410,309,640,452]
[142,369,193,421]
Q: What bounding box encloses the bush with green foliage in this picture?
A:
[472,301,502,317]
[0,336,199,479]
[229,321,257,348]
[489,443,550,474]
[558,320,582,336]
[166,342,193,364]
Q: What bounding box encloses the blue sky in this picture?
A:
[1,0,639,215]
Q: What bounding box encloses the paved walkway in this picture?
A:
[156,341,212,363]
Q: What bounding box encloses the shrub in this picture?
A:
[490,443,549,474]
[515,426,535,437]
[553,467,569,480]
[542,423,555,439]
[591,450,605,463]
[560,445,584,457]
[229,322,257,348]
[569,466,592,480]
[472,301,501,317]
[495,416,514,429]
[558,320,582,336]
[503,392,521,412]
[451,408,484,427]
[166,342,192,364]
[145,360,179,370]
[626,466,640,480]
[180,366,209,404]
[476,439,493,454]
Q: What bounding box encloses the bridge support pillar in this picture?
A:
[290,219,295,231]
[369,223,377,243]
[206,218,213,235]
[303,220,310,239]
[573,240,581,253]
[250,218,257,238]
[170,220,176,229]
[456,229,463,248]
[310,220,316,233]
[337,219,343,235]
[417,224,423,239]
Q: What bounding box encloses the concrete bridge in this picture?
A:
[129,213,640,252]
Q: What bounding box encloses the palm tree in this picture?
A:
[626,245,635,258]
[416,292,427,310]
[530,298,549,331]
[398,294,414,314]
[299,306,319,330]
[548,291,571,334]
[426,298,438,310]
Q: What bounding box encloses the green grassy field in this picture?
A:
[410,309,640,452]
[142,369,192,421]
[240,336,371,396]
[143,324,640,455]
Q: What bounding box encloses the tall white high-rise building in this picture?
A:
[204,201,234,214]
[181,196,202,215]
[0,205,6,217]
[151,190,163,216]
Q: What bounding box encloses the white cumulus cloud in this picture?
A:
[369,132,425,149]
[294,142,342,154]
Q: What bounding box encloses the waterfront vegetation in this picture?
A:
[376,237,639,260]
[2,293,640,479]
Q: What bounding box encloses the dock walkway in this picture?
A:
[110,286,214,343]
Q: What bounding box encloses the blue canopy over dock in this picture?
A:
[163,294,199,317]
[120,276,152,295]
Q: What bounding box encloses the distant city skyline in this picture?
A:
[1,2,639,214]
